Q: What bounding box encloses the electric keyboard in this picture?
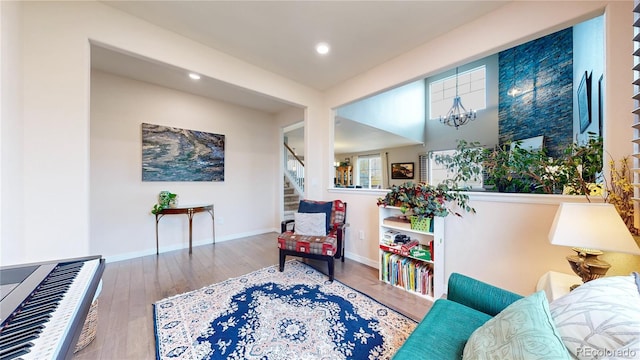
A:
[0,256,105,360]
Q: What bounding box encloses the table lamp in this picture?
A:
[548,203,640,289]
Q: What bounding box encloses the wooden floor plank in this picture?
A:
[126,257,149,359]
[73,232,432,359]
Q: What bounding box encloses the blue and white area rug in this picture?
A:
[153,260,417,360]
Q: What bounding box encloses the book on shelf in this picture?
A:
[409,242,433,261]
[401,240,419,253]
[379,240,420,257]
[380,252,434,297]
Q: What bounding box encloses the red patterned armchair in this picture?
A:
[277,200,347,281]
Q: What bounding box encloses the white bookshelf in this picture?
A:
[378,206,445,300]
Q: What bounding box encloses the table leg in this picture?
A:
[187,209,195,255]
[155,214,160,255]
[207,207,215,245]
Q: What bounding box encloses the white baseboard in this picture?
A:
[103,229,380,271]
[104,228,278,263]
[344,251,378,269]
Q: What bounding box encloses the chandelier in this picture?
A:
[440,68,476,130]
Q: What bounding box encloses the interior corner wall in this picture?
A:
[1,1,25,265]
[15,1,323,264]
[90,70,279,259]
[336,80,425,144]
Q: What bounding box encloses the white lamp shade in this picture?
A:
[548,203,640,255]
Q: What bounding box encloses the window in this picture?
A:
[418,153,428,183]
[429,66,486,119]
[428,149,483,190]
[357,154,382,189]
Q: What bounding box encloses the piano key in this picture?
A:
[0,332,38,352]
[22,259,101,360]
[0,325,40,345]
[1,314,50,335]
[0,257,103,360]
[40,276,76,289]
[14,303,59,320]
[0,342,33,360]
[46,269,79,281]
[29,289,66,302]
[22,291,66,308]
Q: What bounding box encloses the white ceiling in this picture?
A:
[100,1,509,91]
[93,1,511,153]
[91,44,296,114]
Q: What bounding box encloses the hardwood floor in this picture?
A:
[73,233,433,359]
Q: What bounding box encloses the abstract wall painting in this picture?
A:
[142,123,225,182]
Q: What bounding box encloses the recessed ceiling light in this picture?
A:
[188,73,201,80]
[315,42,330,55]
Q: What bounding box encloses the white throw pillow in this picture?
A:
[294,212,327,236]
[549,274,640,359]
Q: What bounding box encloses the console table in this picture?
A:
[155,204,214,255]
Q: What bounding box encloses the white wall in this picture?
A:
[337,80,425,143]
[90,70,279,260]
[574,15,604,142]
[5,1,323,265]
[326,1,637,295]
[1,1,24,264]
[4,0,637,295]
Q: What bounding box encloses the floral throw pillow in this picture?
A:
[463,291,570,360]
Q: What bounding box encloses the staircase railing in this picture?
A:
[284,142,304,195]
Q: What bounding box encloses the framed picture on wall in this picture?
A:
[391,162,414,179]
[598,74,604,136]
[578,71,592,133]
[142,123,225,182]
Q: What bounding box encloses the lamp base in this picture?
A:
[569,283,582,291]
[566,247,610,287]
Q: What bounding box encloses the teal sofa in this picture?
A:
[393,273,523,360]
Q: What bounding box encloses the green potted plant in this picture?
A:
[377,182,475,231]
[435,134,603,195]
[559,134,604,196]
[151,191,178,214]
[434,139,546,193]
[482,141,548,193]
[433,140,486,190]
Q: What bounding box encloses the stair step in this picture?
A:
[283,210,295,220]
[283,175,301,216]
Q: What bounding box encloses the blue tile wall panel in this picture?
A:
[498,28,573,158]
